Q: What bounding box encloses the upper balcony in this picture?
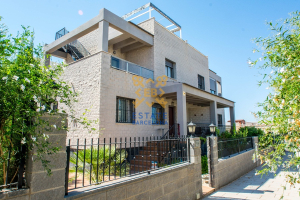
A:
[110,55,154,80]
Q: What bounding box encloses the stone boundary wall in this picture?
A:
[1,135,203,200]
[208,136,259,189]
[0,115,67,200]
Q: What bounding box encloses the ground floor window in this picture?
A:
[116,97,134,123]
[152,103,165,124]
[218,114,222,125]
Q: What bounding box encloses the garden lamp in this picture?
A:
[187,121,196,137]
[209,123,216,136]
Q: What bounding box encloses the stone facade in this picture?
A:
[61,17,227,141]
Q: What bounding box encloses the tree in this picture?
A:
[251,11,300,188]
[0,17,96,185]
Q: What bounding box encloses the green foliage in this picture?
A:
[201,155,208,174]
[69,146,129,183]
[215,127,220,136]
[199,137,206,144]
[251,11,300,186]
[217,127,264,140]
[0,16,97,184]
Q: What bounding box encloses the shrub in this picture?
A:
[201,155,208,174]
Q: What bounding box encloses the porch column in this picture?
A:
[98,20,109,52]
[230,106,235,129]
[210,101,218,127]
[177,87,187,136]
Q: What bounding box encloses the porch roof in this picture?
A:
[159,82,234,108]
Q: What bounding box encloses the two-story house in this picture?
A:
[44,3,235,141]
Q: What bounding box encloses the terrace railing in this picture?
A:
[65,136,189,195]
[217,137,253,159]
[111,56,154,80]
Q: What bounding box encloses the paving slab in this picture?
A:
[203,154,299,200]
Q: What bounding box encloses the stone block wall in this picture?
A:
[208,136,259,189]
[0,115,67,200]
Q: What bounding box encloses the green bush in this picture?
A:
[218,127,265,140]
[201,155,208,174]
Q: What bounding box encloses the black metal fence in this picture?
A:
[217,137,253,159]
[65,136,190,195]
[0,144,26,192]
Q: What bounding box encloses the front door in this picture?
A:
[168,106,175,137]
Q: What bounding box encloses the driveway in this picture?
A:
[203,155,299,200]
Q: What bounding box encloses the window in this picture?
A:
[210,78,216,94]
[152,103,165,125]
[111,57,120,69]
[116,97,135,123]
[165,59,175,78]
[198,75,205,90]
[218,114,223,125]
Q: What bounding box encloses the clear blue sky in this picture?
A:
[2,0,299,122]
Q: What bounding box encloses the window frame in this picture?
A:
[218,114,223,125]
[210,78,217,94]
[116,96,135,123]
[152,103,165,125]
[198,75,205,90]
[165,59,175,79]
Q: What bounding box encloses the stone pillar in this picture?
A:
[25,115,67,200]
[98,20,109,52]
[252,136,259,166]
[210,101,217,127]
[189,137,202,199]
[207,135,218,188]
[177,86,187,136]
[230,106,235,130]
[190,137,201,164]
[43,45,51,66]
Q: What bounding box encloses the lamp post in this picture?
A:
[209,123,216,136]
[187,121,196,137]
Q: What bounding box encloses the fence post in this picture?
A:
[65,145,70,195]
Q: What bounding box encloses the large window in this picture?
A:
[116,97,135,123]
[165,59,175,79]
[210,78,216,94]
[198,75,205,90]
[152,103,165,125]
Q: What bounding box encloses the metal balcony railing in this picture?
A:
[111,56,154,80]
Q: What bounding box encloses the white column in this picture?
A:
[210,101,217,127]
[230,106,235,129]
[98,21,109,52]
[177,86,187,136]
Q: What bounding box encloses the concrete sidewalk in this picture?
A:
[203,158,299,200]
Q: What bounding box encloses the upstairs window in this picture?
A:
[198,75,205,90]
[210,78,216,94]
[152,103,165,125]
[116,97,134,123]
[165,59,175,79]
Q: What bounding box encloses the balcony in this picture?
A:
[110,56,154,80]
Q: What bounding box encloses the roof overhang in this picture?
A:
[44,8,154,54]
[158,82,234,108]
